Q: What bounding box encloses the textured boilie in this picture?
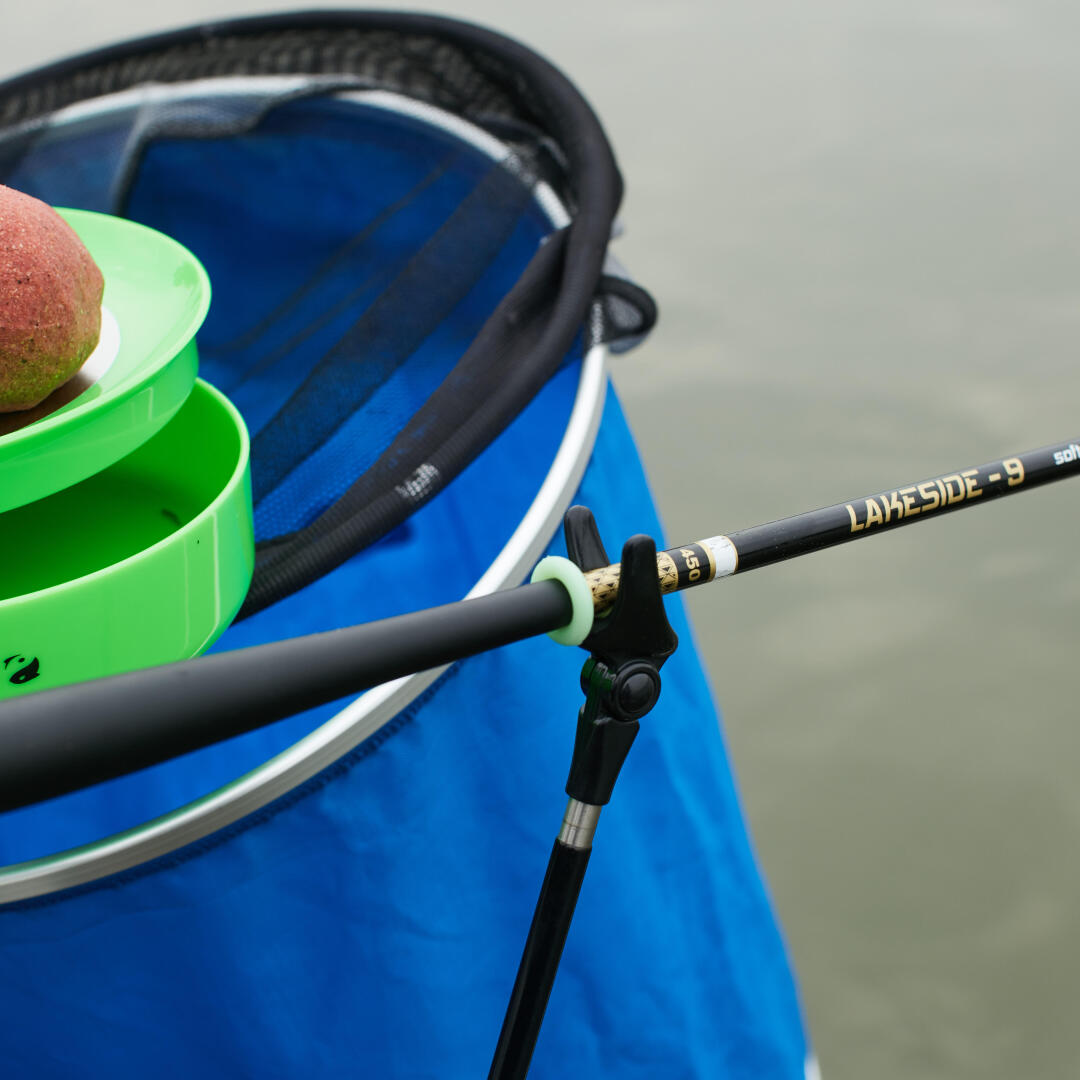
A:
[0,186,103,412]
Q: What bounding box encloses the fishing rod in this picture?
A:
[0,437,1077,813]
[579,437,1080,609]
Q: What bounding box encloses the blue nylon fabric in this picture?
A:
[1,94,561,540]
[1,114,133,212]
[125,99,558,539]
[0,390,808,1077]
[0,356,581,864]
[0,93,569,859]
[0,85,808,1074]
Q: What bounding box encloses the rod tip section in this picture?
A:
[530,556,593,646]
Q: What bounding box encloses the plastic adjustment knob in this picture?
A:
[611,662,662,721]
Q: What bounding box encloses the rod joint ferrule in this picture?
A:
[558,798,602,850]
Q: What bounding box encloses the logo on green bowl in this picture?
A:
[4,653,40,685]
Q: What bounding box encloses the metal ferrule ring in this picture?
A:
[558,798,602,850]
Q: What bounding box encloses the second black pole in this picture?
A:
[488,513,679,1078]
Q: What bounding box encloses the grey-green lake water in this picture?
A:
[5,3,1079,1076]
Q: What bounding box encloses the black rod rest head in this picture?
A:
[560,506,679,805]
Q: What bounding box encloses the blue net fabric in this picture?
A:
[0,16,659,613]
[0,19,810,1075]
[0,391,810,1078]
[4,88,560,542]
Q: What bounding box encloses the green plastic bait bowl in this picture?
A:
[0,209,209,514]
[0,380,253,699]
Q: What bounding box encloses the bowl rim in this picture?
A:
[0,378,250,609]
[0,208,212,511]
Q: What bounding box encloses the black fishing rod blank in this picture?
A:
[0,437,1076,813]
[0,582,572,813]
[580,437,1080,609]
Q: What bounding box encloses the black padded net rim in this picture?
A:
[0,13,595,214]
[0,11,657,617]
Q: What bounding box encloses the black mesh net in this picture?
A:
[0,13,656,616]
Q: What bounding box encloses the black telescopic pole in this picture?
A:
[488,516,678,1079]
[1,437,1077,812]
[487,834,593,1080]
[0,582,571,813]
